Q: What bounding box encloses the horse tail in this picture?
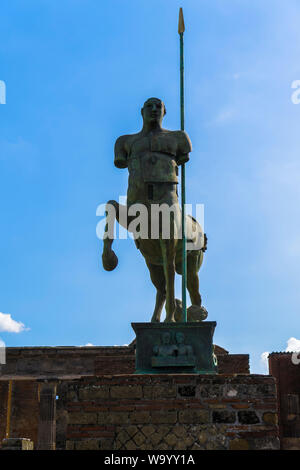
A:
[102,200,119,271]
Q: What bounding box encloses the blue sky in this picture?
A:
[0,0,300,373]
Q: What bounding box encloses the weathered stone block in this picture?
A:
[178,409,210,424]
[238,411,260,424]
[198,430,208,445]
[141,424,156,437]
[178,386,196,397]
[126,425,139,437]
[262,412,278,425]
[213,410,236,424]
[250,437,280,450]
[68,412,98,425]
[164,432,179,447]
[173,424,188,438]
[132,431,146,446]
[75,439,100,450]
[130,411,151,424]
[110,385,143,399]
[229,438,249,450]
[151,410,177,424]
[79,386,109,400]
[199,384,223,399]
[65,440,74,450]
[109,412,130,425]
[1,438,34,450]
[143,384,177,399]
[100,438,114,450]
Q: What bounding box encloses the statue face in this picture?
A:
[142,98,165,125]
[162,332,171,344]
[176,332,184,344]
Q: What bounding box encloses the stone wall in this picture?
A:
[0,380,39,447]
[0,345,250,449]
[0,346,134,379]
[269,352,300,444]
[62,374,279,450]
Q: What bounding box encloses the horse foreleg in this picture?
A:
[102,201,137,271]
[102,200,119,271]
[160,239,176,323]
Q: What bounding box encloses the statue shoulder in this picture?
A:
[173,130,192,153]
[160,129,192,151]
[114,133,140,169]
[115,133,141,149]
[162,130,192,165]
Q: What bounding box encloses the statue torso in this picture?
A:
[126,130,180,184]
[114,128,192,187]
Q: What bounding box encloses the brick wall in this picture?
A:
[94,353,249,376]
[0,346,134,378]
[61,374,279,450]
[0,346,249,378]
[0,380,39,447]
[0,345,249,450]
[269,352,300,442]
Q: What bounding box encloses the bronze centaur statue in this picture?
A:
[102,98,207,323]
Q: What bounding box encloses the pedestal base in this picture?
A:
[131,322,218,374]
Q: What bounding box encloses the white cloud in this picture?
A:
[261,351,270,364]
[0,312,28,333]
[260,351,270,373]
[285,337,300,352]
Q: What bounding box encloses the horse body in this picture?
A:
[102,187,207,323]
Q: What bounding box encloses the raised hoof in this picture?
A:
[102,250,118,271]
[187,305,208,322]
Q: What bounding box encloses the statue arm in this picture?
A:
[114,135,128,169]
[176,131,192,166]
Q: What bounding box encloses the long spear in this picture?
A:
[178,8,187,323]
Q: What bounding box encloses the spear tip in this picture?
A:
[178,7,185,34]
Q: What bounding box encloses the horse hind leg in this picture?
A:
[146,262,166,323]
[186,252,208,321]
[160,239,176,323]
[187,253,202,306]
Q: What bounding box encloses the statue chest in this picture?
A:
[128,133,179,183]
